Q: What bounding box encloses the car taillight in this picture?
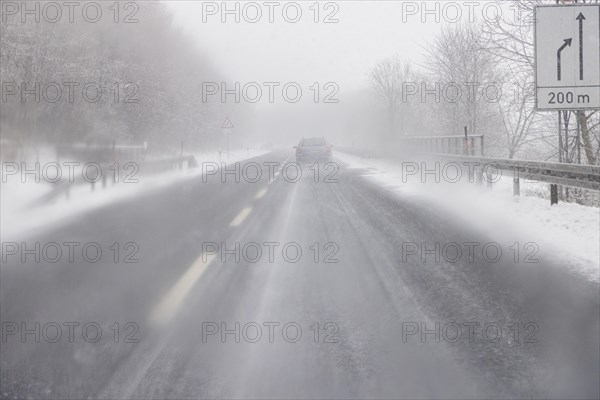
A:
[296,147,303,154]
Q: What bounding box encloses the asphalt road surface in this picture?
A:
[1,150,599,399]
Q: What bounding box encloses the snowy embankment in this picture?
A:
[1,149,270,242]
[335,151,600,283]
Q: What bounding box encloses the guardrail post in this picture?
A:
[550,184,559,205]
[486,168,493,188]
[480,136,485,157]
[467,164,474,182]
[179,140,184,170]
[513,177,520,196]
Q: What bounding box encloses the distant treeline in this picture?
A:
[1,2,231,154]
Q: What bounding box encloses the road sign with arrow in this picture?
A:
[535,4,600,110]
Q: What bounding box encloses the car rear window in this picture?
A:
[302,138,326,146]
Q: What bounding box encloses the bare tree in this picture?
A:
[577,110,599,164]
[424,23,500,144]
[368,56,413,138]
[497,77,539,158]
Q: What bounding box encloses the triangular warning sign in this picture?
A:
[222,118,234,129]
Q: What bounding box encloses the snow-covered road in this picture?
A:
[2,150,598,399]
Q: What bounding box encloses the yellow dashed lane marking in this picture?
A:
[255,187,268,199]
[150,253,216,326]
[229,207,253,227]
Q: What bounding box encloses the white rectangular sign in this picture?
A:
[535,4,600,111]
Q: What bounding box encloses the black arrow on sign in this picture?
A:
[557,38,572,81]
[577,12,586,80]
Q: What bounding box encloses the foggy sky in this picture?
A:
[164,1,452,97]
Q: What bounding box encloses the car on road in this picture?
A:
[294,137,333,163]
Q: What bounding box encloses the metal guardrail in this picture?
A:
[397,133,597,204]
[431,153,600,193]
[38,155,198,203]
[337,142,599,205]
[401,135,599,190]
[402,134,485,157]
[56,143,147,164]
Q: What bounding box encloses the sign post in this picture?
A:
[535,4,599,205]
[535,4,600,111]
[222,117,234,160]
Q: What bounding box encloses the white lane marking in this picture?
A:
[229,207,253,227]
[255,187,268,199]
[150,253,216,326]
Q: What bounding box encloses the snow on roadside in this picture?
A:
[1,149,270,242]
[335,151,600,283]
